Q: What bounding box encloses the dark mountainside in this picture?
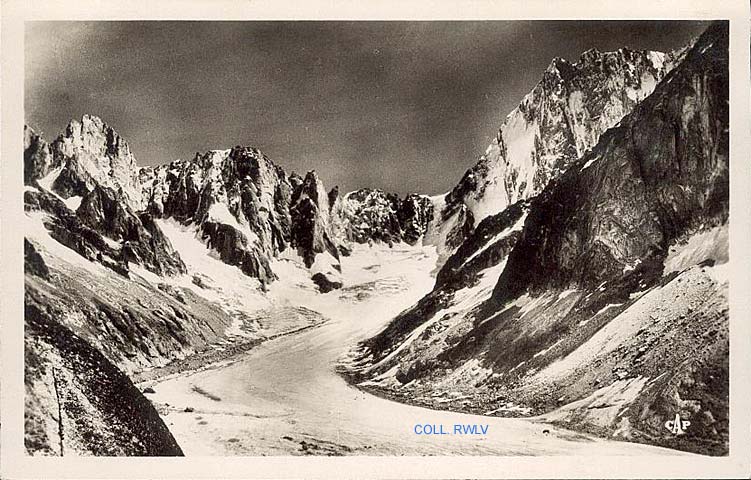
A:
[492,25,727,300]
[350,22,728,455]
[25,287,184,456]
[22,22,728,456]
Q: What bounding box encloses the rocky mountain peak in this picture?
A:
[543,57,573,79]
[330,187,433,248]
[327,186,340,213]
[290,170,342,291]
[578,47,601,64]
[493,20,728,301]
[437,44,684,263]
[296,170,328,210]
[34,114,146,211]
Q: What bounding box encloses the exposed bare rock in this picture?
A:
[47,115,145,211]
[492,22,727,301]
[24,189,126,275]
[24,238,50,280]
[25,286,184,456]
[200,221,276,285]
[433,45,686,261]
[397,194,434,245]
[291,171,342,290]
[331,188,435,247]
[24,125,58,185]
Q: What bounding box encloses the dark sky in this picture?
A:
[25,21,708,196]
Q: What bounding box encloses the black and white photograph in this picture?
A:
[3,1,750,478]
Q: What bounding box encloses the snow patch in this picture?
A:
[24,212,109,277]
[664,224,728,275]
[310,251,343,285]
[705,262,730,286]
[206,203,260,245]
[462,212,527,266]
[540,376,650,429]
[595,303,622,317]
[101,236,121,250]
[534,269,697,384]
[63,196,83,211]
[557,289,577,301]
[648,51,666,71]
[581,157,598,171]
[533,339,563,359]
[36,166,63,192]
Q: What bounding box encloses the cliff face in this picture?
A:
[351,23,728,455]
[24,125,57,184]
[290,171,343,291]
[492,24,726,301]
[431,47,685,264]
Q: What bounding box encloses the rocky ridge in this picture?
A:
[26,120,435,290]
[349,22,728,455]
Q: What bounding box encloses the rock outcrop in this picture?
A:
[24,125,57,185]
[77,185,187,276]
[291,171,342,291]
[397,194,435,246]
[24,189,129,276]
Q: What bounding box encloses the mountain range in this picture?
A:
[23,21,728,456]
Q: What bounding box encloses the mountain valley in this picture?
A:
[23,21,728,456]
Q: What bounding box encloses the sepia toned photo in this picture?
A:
[5,3,747,476]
